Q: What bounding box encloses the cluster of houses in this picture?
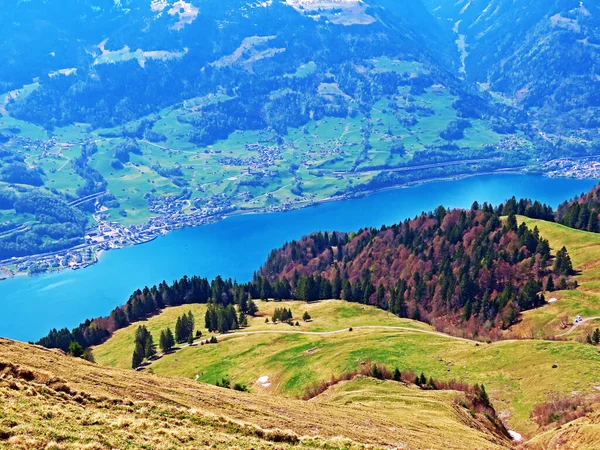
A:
[542,157,600,180]
[16,247,95,274]
[218,143,283,169]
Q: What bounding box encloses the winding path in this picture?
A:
[216,325,476,343]
[140,325,476,370]
[557,316,600,337]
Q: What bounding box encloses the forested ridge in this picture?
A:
[37,274,261,352]
[259,199,574,339]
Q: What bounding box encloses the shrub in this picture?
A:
[531,394,600,427]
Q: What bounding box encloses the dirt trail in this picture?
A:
[557,316,600,337]
[140,325,477,370]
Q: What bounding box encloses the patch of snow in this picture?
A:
[256,376,271,388]
[168,1,200,30]
[151,0,169,12]
[247,0,272,7]
[284,0,374,26]
[550,14,581,33]
[48,68,78,78]
[452,20,469,76]
[548,298,558,303]
[286,0,358,5]
[578,1,591,17]
[475,2,493,24]
[508,430,522,442]
[460,0,471,15]
[452,19,461,34]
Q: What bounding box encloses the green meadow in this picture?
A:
[94,299,600,436]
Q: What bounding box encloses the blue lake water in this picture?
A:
[0,174,596,342]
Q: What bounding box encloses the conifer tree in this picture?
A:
[545,275,555,292]
[593,328,600,345]
[175,316,184,343]
[159,328,174,353]
[144,334,156,358]
[554,247,574,276]
[247,299,258,316]
[68,341,83,358]
[132,346,144,369]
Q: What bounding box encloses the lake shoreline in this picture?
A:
[0,168,531,281]
[0,168,586,282]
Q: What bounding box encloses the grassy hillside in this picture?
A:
[0,338,511,449]
[90,217,600,439]
[147,324,600,436]
[93,303,211,368]
[93,299,600,436]
[93,300,431,369]
[514,217,600,339]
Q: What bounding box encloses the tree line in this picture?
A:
[38,274,265,355]
[556,185,600,233]
[272,307,293,323]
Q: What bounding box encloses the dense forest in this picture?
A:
[258,199,573,339]
[0,188,88,260]
[556,185,600,233]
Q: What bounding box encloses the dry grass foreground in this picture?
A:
[0,338,512,450]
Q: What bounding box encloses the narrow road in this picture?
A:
[0,223,31,239]
[557,316,600,337]
[215,325,477,343]
[326,157,502,176]
[68,191,107,207]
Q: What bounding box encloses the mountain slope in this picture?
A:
[0,0,526,266]
[526,407,600,450]
[423,0,600,131]
[0,338,512,449]
[3,0,457,128]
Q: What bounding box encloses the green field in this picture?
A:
[94,298,600,436]
[514,217,600,339]
[94,300,431,369]
[149,324,600,435]
[93,304,211,368]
